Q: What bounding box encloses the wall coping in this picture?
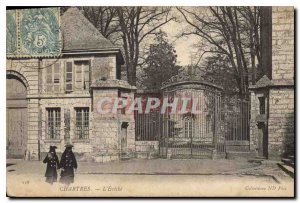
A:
[91,79,137,90]
[249,79,294,91]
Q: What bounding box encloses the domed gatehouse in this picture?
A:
[159,73,224,159]
[134,70,251,160]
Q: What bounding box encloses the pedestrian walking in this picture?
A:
[43,146,59,184]
[59,144,77,185]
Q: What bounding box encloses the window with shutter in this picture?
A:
[75,62,83,89]
[84,62,90,90]
[45,63,60,93]
[46,64,53,92]
[74,61,90,90]
[65,62,73,92]
[53,63,60,92]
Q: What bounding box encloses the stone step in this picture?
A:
[136,151,159,159]
[120,153,135,160]
[277,163,294,178]
[281,158,294,168]
[120,156,131,161]
[226,151,255,159]
[247,158,265,164]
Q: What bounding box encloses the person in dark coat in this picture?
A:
[59,144,77,185]
[43,146,59,184]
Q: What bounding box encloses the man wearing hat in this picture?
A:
[59,143,78,185]
[43,146,59,184]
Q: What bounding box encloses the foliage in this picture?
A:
[116,7,174,86]
[177,6,261,95]
[142,31,181,90]
[62,7,174,86]
[202,54,239,94]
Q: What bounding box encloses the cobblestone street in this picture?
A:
[7,158,294,197]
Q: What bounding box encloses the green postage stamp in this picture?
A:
[6,7,62,58]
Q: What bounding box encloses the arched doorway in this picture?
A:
[184,115,194,138]
[159,81,224,159]
[6,74,28,158]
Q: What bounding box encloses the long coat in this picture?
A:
[43,153,59,184]
[59,150,77,185]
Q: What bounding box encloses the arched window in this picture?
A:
[184,115,194,138]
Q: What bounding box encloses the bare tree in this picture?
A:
[177,6,261,95]
[62,6,174,86]
[61,7,120,43]
[81,7,121,42]
[116,7,174,86]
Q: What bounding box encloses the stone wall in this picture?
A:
[92,55,116,82]
[272,7,294,81]
[7,59,40,160]
[6,53,130,162]
[249,90,268,153]
[268,7,294,159]
[136,141,159,159]
[92,89,119,162]
[119,113,136,155]
[91,88,136,162]
[268,89,294,159]
[249,7,294,160]
[39,97,93,159]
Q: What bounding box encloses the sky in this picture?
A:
[162,19,199,66]
[159,7,206,67]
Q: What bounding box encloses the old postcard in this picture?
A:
[6,6,295,197]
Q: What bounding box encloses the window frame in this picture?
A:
[65,61,74,92]
[46,108,61,140]
[258,96,266,115]
[74,60,90,91]
[45,62,61,93]
[184,115,194,138]
[75,107,90,140]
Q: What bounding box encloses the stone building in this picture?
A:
[6,7,294,162]
[6,8,136,162]
[249,7,294,159]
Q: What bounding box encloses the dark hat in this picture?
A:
[49,146,57,152]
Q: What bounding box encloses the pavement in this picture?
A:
[6,158,294,197]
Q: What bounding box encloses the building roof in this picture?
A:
[249,75,271,90]
[255,75,272,88]
[61,7,119,52]
[249,75,294,90]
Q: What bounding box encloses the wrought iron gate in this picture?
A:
[134,89,250,159]
[158,89,225,159]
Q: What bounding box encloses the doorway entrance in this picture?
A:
[121,122,129,155]
[6,74,28,158]
[257,122,268,158]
